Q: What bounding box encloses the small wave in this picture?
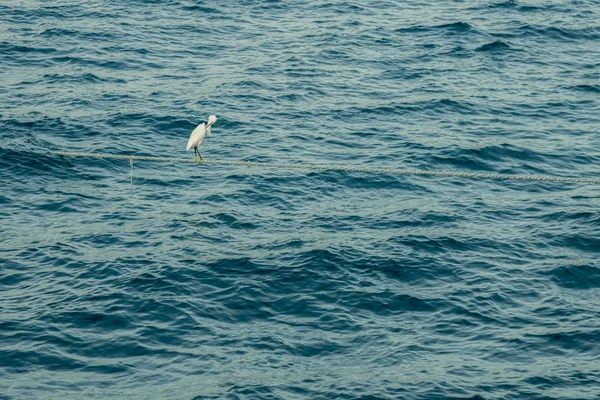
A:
[550,234,600,254]
[487,0,542,11]
[42,72,125,84]
[62,310,133,329]
[434,22,474,32]
[0,41,57,55]
[395,21,476,34]
[542,263,600,290]
[0,147,67,177]
[524,329,600,352]
[39,27,78,37]
[346,293,440,316]
[570,84,600,93]
[468,144,544,163]
[39,28,117,41]
[482,0,564,12]
[49,55,157,70]
[311,2,365,13]
[475,40,511,52]
[444,45,472,58]
[179,4,220,13]
[1,347,90,373]
[517,24,600,40]
[347,98,477,117]
[487,0,519,9]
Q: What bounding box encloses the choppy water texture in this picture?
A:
[1,1,600,399]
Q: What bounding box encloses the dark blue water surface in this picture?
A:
[1,1,600,399]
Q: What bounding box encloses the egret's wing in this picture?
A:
[186,133,195,150]
[186,123,206,150]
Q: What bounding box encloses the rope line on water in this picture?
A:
[56,151,600,185]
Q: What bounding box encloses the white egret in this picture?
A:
[187,115,217,161]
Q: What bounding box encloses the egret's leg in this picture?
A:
[199,152,203,161]
[193,147,199,162]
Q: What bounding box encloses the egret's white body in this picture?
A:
[187,115,217,161]
[186,123,207,151]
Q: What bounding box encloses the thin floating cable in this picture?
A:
[56,151,600,185]
[129,155,134,184]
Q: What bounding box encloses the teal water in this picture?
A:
[1,1,599,399]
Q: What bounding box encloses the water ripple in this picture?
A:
[1,0,599,398]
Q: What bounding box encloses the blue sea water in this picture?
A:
[1,0,600,398]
